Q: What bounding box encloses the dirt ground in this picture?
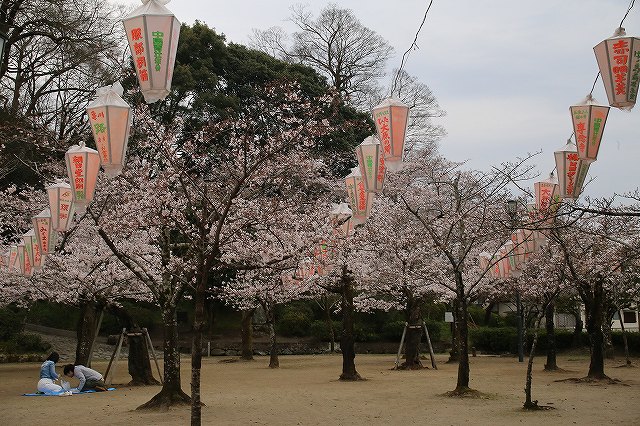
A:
[1,353,639,425]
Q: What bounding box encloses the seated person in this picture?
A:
[63,364,107,392]
[38,352,70,395]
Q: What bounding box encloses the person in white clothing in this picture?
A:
[37,352,71,396]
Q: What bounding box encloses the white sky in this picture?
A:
[125,0,639,199]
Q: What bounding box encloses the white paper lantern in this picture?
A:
[123,0,181,104]
[32,209,56,254]
[355,136,386,193]
[8,246,18,274]
[534,173,559,214]
[593,27,640,110]
[372,98,409,170]
[16,243,33,277]
[65,142,101,211]
[344,167,374,225]
[329,202,353,237]
[47,181,76,232]
[570,95,609,162]
[554,140,590,199]
[87,82,132,177]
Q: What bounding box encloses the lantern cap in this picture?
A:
[359,136,380,146]
[373,97,408,109]
[346,167,362,178]
[23,229,35,237]
[542,172,558,185]
[330,202,353,218]
[34,208,52,219]
[125,0,177,20]
[555,140,577,154]
[478,251,492,259]
[575,93,604,106]
[612,27,626,38]
[66,142,99,155]
[88,82,129,109]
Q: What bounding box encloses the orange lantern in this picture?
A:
[554,140,590,199]
[344,167,373,225]
[123,0,181,104]
[372,98,409,170]
[570,94,609,162]
[355,136,386,193]
[65,142,101,212]
[594,27,640,110]
[86,82,132,177]
[47,181,76,232]
[534,173,560,215]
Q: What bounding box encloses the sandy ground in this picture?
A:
[1,353,639,425]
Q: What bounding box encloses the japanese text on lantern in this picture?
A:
[591,117,602,145]
[130,28,149,82]
[630,50,640,101]
[375,111,391,155]
[152,31,164,71]
[357,181,366,211]
[365,155,374,180]
[38,225,48,253]
[90,111,109,162]
[576,122,586,153]
[566,153,578,195]
[611,40,629,96]
[540,185,551,211]
[377,155,385,184]
[73,155,85,199]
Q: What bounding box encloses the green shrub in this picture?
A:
[0,307,24,340]
[309,320,341,341]
[424,320,443,343]
[380,320,406,341]
[0,333,51,354]
[470,327,518,353]
[276,307,312,337]
[353,323,379,342]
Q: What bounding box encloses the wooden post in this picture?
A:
[394,322,408,369]
[422,320,438,370]
[104,328,125,385]
[143,327,163,384]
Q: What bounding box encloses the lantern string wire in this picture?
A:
[588,72,600,96]
[620,0,636,28]
[390,0,435,97]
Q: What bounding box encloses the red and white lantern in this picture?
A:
[16,243,32,277]
[87,82,132,177]
[47,181,76,232]
[8,246,18,274]
[372,98,409,170]
[65,142,101,211]
[534,173,559,214]
[594,27,640,110]
[554,141,590,199]
[32,209,56,254]
[570,94,609,162]
[329,202,353,237]
[355,136,386,192]
[344,167,374,225]
[23,230,44,270]
[123,0,181,104]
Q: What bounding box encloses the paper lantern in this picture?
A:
[570,95,609,162]
[87,82,132,177]
[344,167,374,225]
[355,136,386,193]
[372,98,409,170]
[47,181,76,232]
[8,246,18,274]
[329,202,353,237]
[32,209,56,254]
[478,252,491,271]
[593,27,640,110]
[554,141,590,199]
[534,173,560,215]
[123,0,181,104]
[16,243,33,277]
[65,142,100,211]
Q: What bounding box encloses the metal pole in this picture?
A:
[517,290,524,362]
[422,320,438,370]
[395,322,408,369]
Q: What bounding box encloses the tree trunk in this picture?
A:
[572,312,583,348]
[483,301,495,326]
[398,297,423,370]
[524,317,544,409]
[339,269,361,381]
[618,309,631,366]
[583,281,608,380]
[266,304,279,369]
[323,296,336,352]
[447,299,460,363]
[190,268,208,426]
[454,293,471,391]
[602,316,614,359]
[137,304,189,410]
[240,309,255,360]
[75,300,102,367]
[544,300,558,371]
[107,304,159,386]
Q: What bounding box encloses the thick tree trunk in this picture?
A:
[323,297,336,352]
[524,317,544,409]
[572,312,583,348]
[137,304,189,410]
[544,300,558,371]
[240,309,255,360]
[455,294,471,391]
[584,281,608,380]
[483,301,495,326]
[618,310,631,366]
[447,299,460,363]
[266,305,279,369]
[75,300,102,367]
[190,269,208,426]
[398,298,423,370]
[107,304,159,386]
[602,317,614,359]
[339,270,361,381]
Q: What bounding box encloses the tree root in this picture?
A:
[136,389,191,411]
[444,387,485,398]
[523,401,555,410]
[339,372,366,381]
[555,376,627,386]
[127,377,161,386]
[393,362,427,371]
